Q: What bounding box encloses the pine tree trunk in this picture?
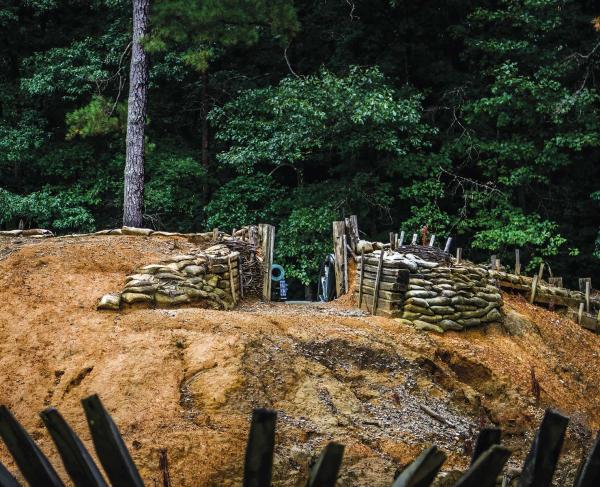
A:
[200,70,209,167]
[123,0,150,228]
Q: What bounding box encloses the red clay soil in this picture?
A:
[0,235,599,485]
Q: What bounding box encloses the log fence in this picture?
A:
[0,397,599,486]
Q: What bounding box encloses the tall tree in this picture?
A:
[123,0,150,227]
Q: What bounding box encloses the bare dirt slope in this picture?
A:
[1,235,599,486]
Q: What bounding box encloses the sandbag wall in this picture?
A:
[356,249,503,331]
[98,244,240,311]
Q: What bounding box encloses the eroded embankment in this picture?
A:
[0,236,598,485]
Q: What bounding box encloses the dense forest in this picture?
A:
[1,0,599,290]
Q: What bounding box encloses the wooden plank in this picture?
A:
[259,224,275,302]
[307,442,344,487]
[515,249,521,275]
[355,293,403,311]
[40,407,108,487]
[0,405,64,487]
[243,409,276,487]
[359,263,412,276]
[360,277,407,292]
[360,270,409,284]
[372,250,384,315]
[519,410,568,487]
[356,285,404,301]
[81,395,145,487]
[358,249,365,308]
[332,221,345,297]
[391,446,446,487]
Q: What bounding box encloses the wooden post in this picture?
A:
[578,303,585,324]
[398,231,405,247]
[490,255,496,267]
[345,215,360,253]
[530,275,539,304]
[332,221,346,297]
[394,233,399,250]
[258,224,275,302]
[212,227,219,241]
[495,258,501,271]
[515,249,521,275]
[429,235,435,247]
[579,277,592,293]
[372,250,384,316]
[389,232,395,251]
[228,256,237,305]
[586,280,591,313]
[342,234,348,294]
[358,250,365,308]
[456,248,462,264]
[444,237,452,253]
[411,233,417,245]
[537,263,545,284]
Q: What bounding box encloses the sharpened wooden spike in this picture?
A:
[0,460,19,487]
[574,431,600,487]
[471,428,502,465]
[40,407,108,487]
[391,446,446,487]
[455,445,511,487]
[244,409,277,487]
[518,409,568,487]
[307,442,345,487]
[0,405,64,487]
[81,395,145,487]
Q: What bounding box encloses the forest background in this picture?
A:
[1,0,599,292]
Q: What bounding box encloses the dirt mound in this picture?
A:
[0,236,599,485]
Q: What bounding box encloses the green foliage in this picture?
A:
[149,0,299,71]
[0,187,95,232]
[275,205,338,285]
[66,96,126,139]
[210,67,433,173]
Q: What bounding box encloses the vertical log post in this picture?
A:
[259,224,275,302]
[578,303,585,324]
[332,221,346,297]
[411,233,418,245]
[372,250,384,316]
[398,231,405,247]
[586,280,591,313]
[530,275,539,304]
[490,255,496,267]
[456,248,462,264]
[429,235,436,247]
[358,250,365,309]
[515,249,521,275]
[444,237,452,253]
[342,234,348,294]
[537,263,545,284]
[495,258,501,271]
[389,232,395,251]
[212,228,219,242]
[228,256,237,306]
[344,215,360,253]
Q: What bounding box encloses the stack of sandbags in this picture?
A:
[355,248,503,332]
[355,252,411,316]
[400,264,502,332]
[98,244,240,311]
